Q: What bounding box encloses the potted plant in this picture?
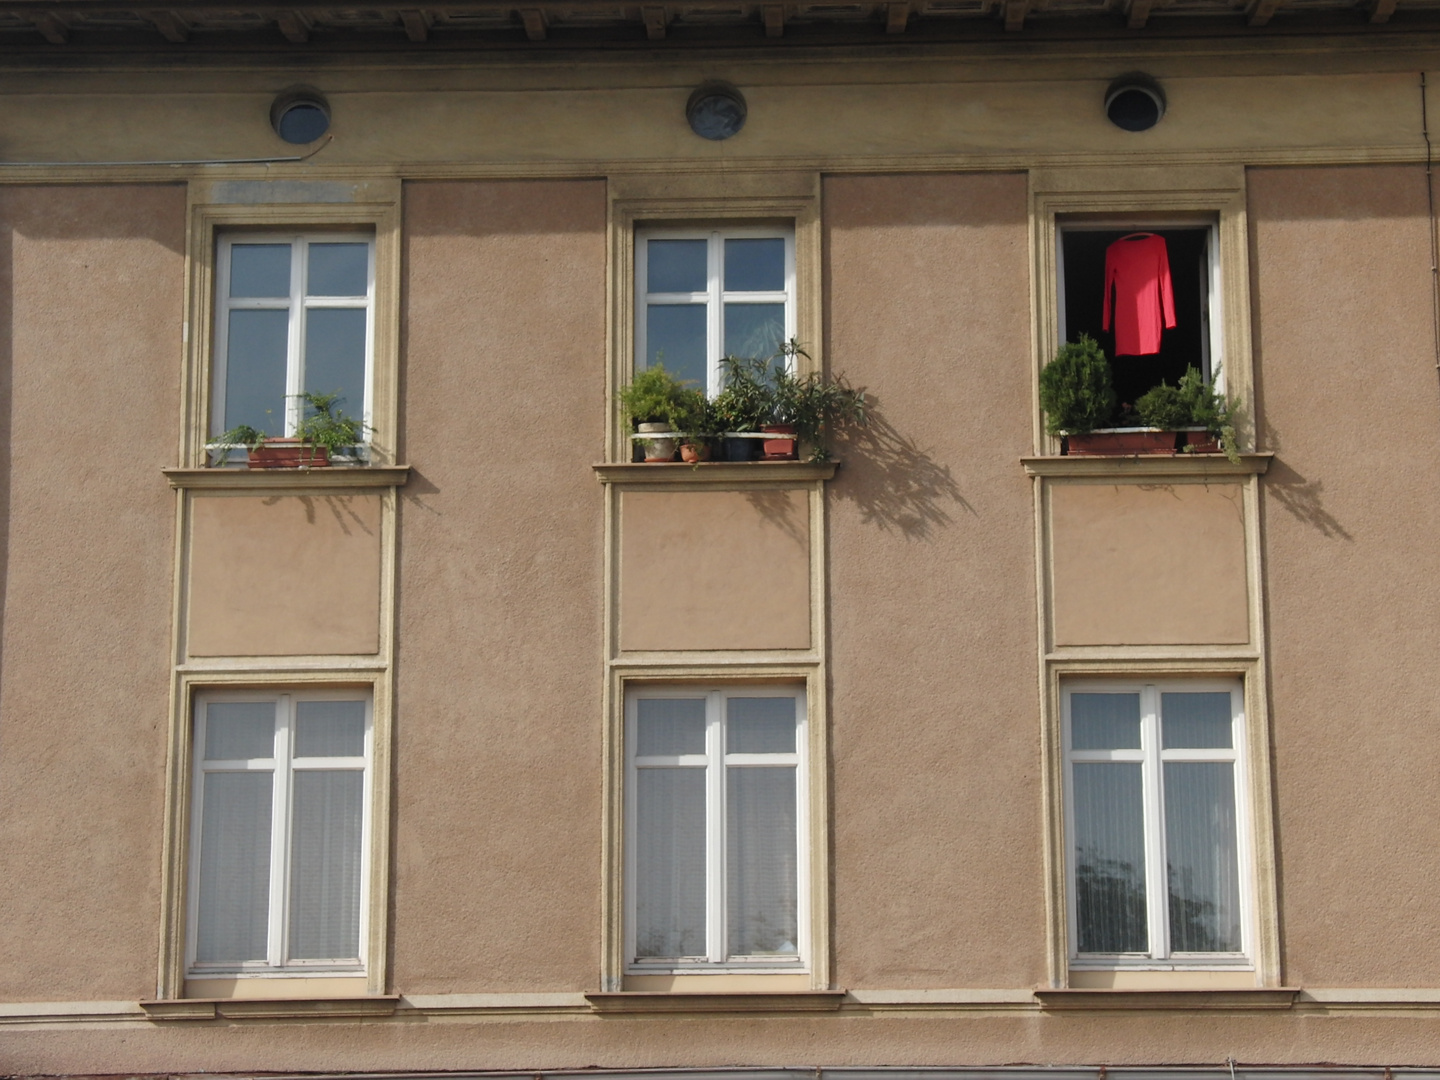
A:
[619,362,694,462]
[670,386,723,463]
[715,354,773,461]
[1142,366,1240,462]
[757,340,867,462]
[211,391,367,469]
[1039,335,1138,454]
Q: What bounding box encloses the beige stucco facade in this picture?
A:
[1,20,1440,1077]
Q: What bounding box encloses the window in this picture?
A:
[1063,680,1251,968]
[212,233,375,442]
[187,690,372,976]
[1058,223,1222,407]
[635,228,795,397]
[626,685,808,971]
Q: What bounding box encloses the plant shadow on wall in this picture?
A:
[261,493,377,536]
[1260,424,1352,541]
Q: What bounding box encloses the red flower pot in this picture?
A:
[247,439,331,469]
[1065,429,1177,456]
[761,424,798,460]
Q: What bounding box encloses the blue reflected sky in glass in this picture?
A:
[225,309,289,434]
[229,244,290,298]
[308,243,368,297]
[647,239,707,293]
[645,305,707,389]
[1071,693,1142,750]
[724,303,784,362]
[724,238,784,292]
[303,308,367,415]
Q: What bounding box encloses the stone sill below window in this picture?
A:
[1033,987,1299,1011]
[163,465,412,490]
[140,994,400,1021]
[594,461,837,485]
[586,990,846,1014]
[1022,453,1273,478]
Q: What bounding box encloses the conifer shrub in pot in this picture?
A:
[1138,366,1240,462]
[619,363,692,462]
[1039,334,1127,455]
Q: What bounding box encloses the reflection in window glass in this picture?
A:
[303,308,367,412]
[635,768,707,958]
[724,238,785,292]
[1165,762,1241,952]
[225,309,289,434]
[307,243,368,297]
[229,244,291,298]
[644,305,707,389]
[1073,762,1148,953]
[648,239,708,293]
[724,303,785,362]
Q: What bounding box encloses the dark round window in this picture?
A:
[1105,76,1166,133]
[271,92,331,144]
[686,83,747,141]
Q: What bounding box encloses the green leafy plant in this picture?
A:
[715,355,773,433]
[1039,334,1116,436]
[1134,380,1191,431]
[670,386,722,448]
[763,339,866,463]
[618,362,694,426]
[210,423,266,466]
[297,390,368,456]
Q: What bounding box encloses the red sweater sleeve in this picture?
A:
[1102,245,1118,332]
[1157,241,1176,330]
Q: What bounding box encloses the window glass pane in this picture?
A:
[644,305,707,391]
[195,771,272,964]
[204,702,276,760]
[723,303,785,362]
[1161,692,1234,750]
[647,239,707,293]
[1071,692,1142,750]
[224,309,290,436]
[302,308,367,416]
[294,700,366,758]
[288,770,364,961]
[229,243,291,298]
[727,697,795,754]
[1165,761,1242,952]
[1073,761,1148,953]
[727,766,798,956]
[307,243,368,297]
[724,238,784,292]
[635,768,707,958]
[637,698,706,756]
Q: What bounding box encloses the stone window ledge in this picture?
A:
[1033,987,1299,1011]
[140,994,401,1021]
[585,990,846,1014]
[594,462,837,485]
[163,465,412,491]
[1022,453,1272,478]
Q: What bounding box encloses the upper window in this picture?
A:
[1063,680,1250,968]
[212,233,375,442]
[187,690,373,976]
[635,228,795,397]
[626,685,807,972]
[1059,224,1222,406]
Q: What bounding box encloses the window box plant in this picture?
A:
[719,341,865,463]
[619,363,695,463]
[211,391,367,469]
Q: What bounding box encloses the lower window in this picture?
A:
[187,690,372,976]
[626,685,807,972]
[1063,680,1250,967]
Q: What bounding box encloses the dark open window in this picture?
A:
[1058,225,1218,409]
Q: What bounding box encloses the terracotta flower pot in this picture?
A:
[761,424,798,460]
[1065,429,1176,456]
[247,439,331,469]
[680,442,712,463]
[1180,429,1221,453]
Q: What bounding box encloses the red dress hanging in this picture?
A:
[1102,233,1175,356]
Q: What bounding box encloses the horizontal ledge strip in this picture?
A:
[1022,453,1273,478]
[164,465,412,490]
[1034,987,1299,1011]
[141,994,401,1020]
[586,991,846,1014]
[595,462,837,485]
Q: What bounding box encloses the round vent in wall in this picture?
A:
[1105,74,1166,132]
[686,81,747,140]
[271,88,332,144]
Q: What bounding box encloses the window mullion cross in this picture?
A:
[707,232,723,399]
[285,239,306,436]
[706,690,725,965]
[1141,684,1169,961]
[267,695,292,969]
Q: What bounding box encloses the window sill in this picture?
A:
[1033,987,1298,1011]
[1022,452,1272,478]
[140,994,400,1021]
[164,465,412,490]
[594,461,837,484]
[586,990,845,1014]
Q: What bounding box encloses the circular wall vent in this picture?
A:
[271,88,331,144]
[1105,74,1166,132]
[686,82,747,141]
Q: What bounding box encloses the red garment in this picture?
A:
[1102,233,1176,356]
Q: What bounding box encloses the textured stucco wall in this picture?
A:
[1249,164,1440,988]
[391,179,607,994]
[0,185,185,1002]
[823,172,1047,990]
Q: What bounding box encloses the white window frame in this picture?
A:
[211,232,376,442]
[185,689,374,977]
[1062,678,1253,970]
[624,684,809,974]
[634,227,796,398]
[1055,219,1225,394]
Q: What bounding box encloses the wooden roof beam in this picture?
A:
[399,8,431,40]
[519,6,546,38]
